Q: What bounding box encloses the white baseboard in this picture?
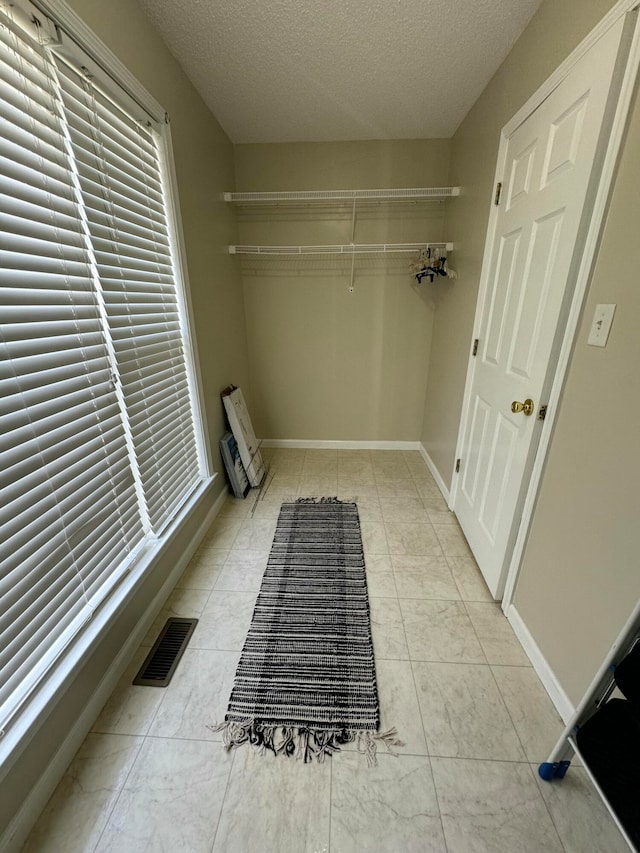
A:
[418,443,450,503]
[1,485,228,853]
[506,604,575,724]
[261,439,422,451]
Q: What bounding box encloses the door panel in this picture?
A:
[506,140,537,209]
[461,395,491,506]
[478,413,518,544]
[508,209,565,378]
[453,17,627,598]
[484,229,521,366]
[542,94,588,187]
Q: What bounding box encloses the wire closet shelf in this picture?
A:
[224,187,460,203]
[228,242,454,256]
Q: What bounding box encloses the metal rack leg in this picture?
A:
[538,601,640,784]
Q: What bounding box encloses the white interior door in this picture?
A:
[453,17,627,599]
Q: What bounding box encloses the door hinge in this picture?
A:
[538,404,548,421]
[472,338,479,356]
[455,458,461,473]
[494,181,502,205]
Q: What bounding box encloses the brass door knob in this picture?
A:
[511,398,534,416]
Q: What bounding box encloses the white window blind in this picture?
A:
[54,59,202,533]
[0,8,205,735]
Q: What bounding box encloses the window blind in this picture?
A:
[0,7,205,735]
[0,12,146,731]
[54,58,202,534]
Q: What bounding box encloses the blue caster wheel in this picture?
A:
[538,760,571,781]
[538,762,556,781]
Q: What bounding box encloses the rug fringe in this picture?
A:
[294,496,343,504]
[208,720,404,766]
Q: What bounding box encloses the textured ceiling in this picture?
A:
[138,0,543,143]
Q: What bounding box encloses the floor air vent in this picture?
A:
[133,617,198,687]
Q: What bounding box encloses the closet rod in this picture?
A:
[224,187,460,203]
[229,242,454,256]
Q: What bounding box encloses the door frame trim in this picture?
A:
[449,0,640,609]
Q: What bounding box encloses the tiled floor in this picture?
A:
[23,450,628,852]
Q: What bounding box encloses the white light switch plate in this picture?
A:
[587,303,616,347]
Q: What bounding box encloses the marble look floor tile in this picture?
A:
[385,522,442,556]
[217,497,255,519]
[492,666,564,762]
[534,765,630,853]
[175,552,225,590]
[330,752,445,852]
[304,448,338,462]
[148,649,240,741]
[337,449,372,462]
[337,458,376,478]
[360,521,389,555]
[412,662,525,761]
[427,509,458,525]
[267,455,305,475]
[402,449,430,470]
[248,497,286,519]
[232,518,277,550]
[392,556,460,600]
[432,524,473,557]
[214,550,268,592]
[337,476,380,495]
[261,475,301,497]
[96,738,231,853]
[364,555,397,597]
[212,747,330,853]
[364,553,392,573]
[465,602,530,666]
[191,590,257,650]
[297,478,339,496]
[142,588,211,646]
[400,599,486,663]
[338,453,375,468]
[415,482,448,507]
[269,448,307,461]
[376,480,420,498]
[370,597,410,659]
[431,758,564,853]
[379,497,431,524]
[203,517,242,549]
[350,495,382,522]
[374,658,429,755]
[365,569,397,598]
[262,490,299,505]
[301,458,338,477]
[190,537,231,567]
[91,647,165,736]
[371,451,411,472]
[446,557,493,602]
[373,470,414,486]
[410,468,438,485]
[23,733,143,853]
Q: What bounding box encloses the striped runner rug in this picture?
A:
[211,498,401,764]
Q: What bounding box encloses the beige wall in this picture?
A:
[0,0,248,844]
[514,81,640,704]
[422,0,639,707]
[234,141,450,440]
[421,0,618,477]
